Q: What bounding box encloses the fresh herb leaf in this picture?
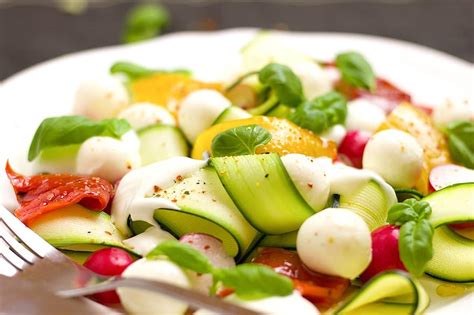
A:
[258,63,304,108]
[147,240,214,274]
[28,116,131,161]
[123,3,170,44]
[446,120,474,169]
[288,91,347,134]
[213,264,294,300]
[211,125,272,157]
[398,219,434,276]
[388,199,432,225]
[335,52,376,92]
[110,61,191,81]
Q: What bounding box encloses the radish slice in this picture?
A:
[179,233,235,294]
[429,164,474,191]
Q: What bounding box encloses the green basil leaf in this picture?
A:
[110,61,191,81]
[446,120,474,169]
[28,116,131,161]
[258,63,304,107]
[388,199,432,225]
[214,264,293,300]
[147,240,214,274]
[211,124,272,157]
[335,52,376,92]
[398,219,434,276]
[288,91,347,134]
[122,3,170,44]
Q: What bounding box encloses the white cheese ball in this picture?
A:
[289,61,332,99]
[118,103,176,130]
[346,99,386,133]
[73,77,130,120]
[432,97,474,129]
[363,129,423,188]
[178,89,231,143]
[281,154,330,212]
[118,258,190,315]
[76,133,141,182]
[297,208,372,279]
[320,124,347,146]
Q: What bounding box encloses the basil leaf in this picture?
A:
[123,3,170,44]
[110,61,191,81]
[446,121,474,169]
[335,52,376,92]
[214,264,293,300]
[288,91,347,134]
[398,219,434,276]
[211,125,272,157]
[258,63,304,107]
[388,199,432,225]
[147,240,214,274]
[28,116,131,161]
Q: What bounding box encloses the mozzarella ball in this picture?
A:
[178,89,231,143]
[118,258,190,315]
[76,135,141,182]
[432,97,474,129]
[281,154,330,211]
[346,99,386,133]
[289,61,332,99]
[297,208,372,279]
[73,77,130,120]
[118,103,176,130]
[320,124,347,146]
[362,129,423,188]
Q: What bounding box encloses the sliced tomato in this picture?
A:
[6,162,113,225]
[252,247,350,310]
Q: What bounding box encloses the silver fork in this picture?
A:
[0,206,259,315]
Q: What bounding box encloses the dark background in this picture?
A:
[0,0,472,80]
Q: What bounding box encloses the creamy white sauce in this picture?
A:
[111,157,207,236]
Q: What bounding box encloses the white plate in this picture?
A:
[0,28,472,313]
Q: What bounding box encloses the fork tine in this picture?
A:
[0,256,17,276]
[0,206,53,258]
[0,221,37,264]
[0,238,29,270]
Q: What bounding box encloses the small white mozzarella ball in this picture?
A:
[178,89,231,143]
[73,77,130,120]
[195,291,319,315]
[76,135,141,182]
[281,154,330,211]
[433,97,474,129]
[289,61,332,99]
[297,208,372,279]
[118,258,190,315]
[118,103,176,130]
[363,129,423,188]
[320,124,347,146]
[346,99,386,133]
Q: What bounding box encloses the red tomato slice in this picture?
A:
[6,162,113,225]
[252,247,350,310]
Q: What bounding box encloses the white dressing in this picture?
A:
[122,226,176,256]
[111,157,207,236]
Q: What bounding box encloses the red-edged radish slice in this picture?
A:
[429,164,474,191]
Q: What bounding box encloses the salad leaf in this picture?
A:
[258,63,304,108]
[123,3,170,44]
[213,264,294,300]
[398,219,434,277]
[28,116,131,161]
[110,61,191,81]
[211,125,272,157]
[446,120,474,169]
[335,52,376,92]
[388,199,432,225]
[288,91,347,134]
[147,240,214,274]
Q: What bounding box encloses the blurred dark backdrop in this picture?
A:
[0,0,472,80]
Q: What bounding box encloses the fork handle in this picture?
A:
[57,277,261,315]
